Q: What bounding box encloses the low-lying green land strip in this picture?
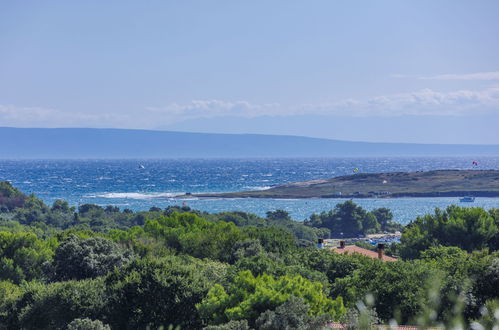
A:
[194,169,499,198]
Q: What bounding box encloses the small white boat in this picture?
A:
[138,164,145,169]
[459,196,475,202]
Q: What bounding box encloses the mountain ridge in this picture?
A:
[1,127,498,158]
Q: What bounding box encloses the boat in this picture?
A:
[138,164,145,169]
[459,196,475,202]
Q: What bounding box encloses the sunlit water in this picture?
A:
[1,157,498,224]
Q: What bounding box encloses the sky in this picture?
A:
[1,0,499,144]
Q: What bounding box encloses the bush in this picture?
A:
[66,318,110,330]
[53,235,133,281]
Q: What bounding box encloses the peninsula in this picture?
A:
[194,170,499,198]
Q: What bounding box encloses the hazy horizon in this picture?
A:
[1,1,499,144]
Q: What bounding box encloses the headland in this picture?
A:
[193,170,499,199]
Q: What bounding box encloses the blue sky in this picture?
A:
[1,0,498,144]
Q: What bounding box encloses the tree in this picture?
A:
[332,259,440,323]
[217,211,266,227]
[0,281,22,329]
[0,231,54,283]
[105,257,214,329]
[370,208,401,232]
[400,206,498,258]
[255,297,331,330]
[230,239,264,263]
[204,320,251,330]
[266,210,292,223]
[12,279,107,330]
[0,181,27,212]
[53,235,133,281]
[197,270,346,327]
[305,201,381,237]
[242,226,296,254]
[66,318,110,330]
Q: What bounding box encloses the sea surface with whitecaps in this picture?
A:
[1,157,499,224]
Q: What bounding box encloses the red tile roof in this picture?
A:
[331,245,397,262]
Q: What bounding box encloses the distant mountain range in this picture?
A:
[1,127,498,158]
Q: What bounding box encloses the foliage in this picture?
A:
[0,280,22,329]
[332,258,439,323]
[305,201,383,237]
[52,235,133,281]
[197,270,346,327]
[217,211,266,227]
[370,207,402,232]
[1,181,498,328]
[66,318,111,330]
[203,319,251,330]
[0,181,27,212]
[420,246,499,319]
[400,206,499,258]
[104,256,215,329]
[242,226,296,255]
[0,231,55,283]
[255,296,331,330]
[8,279,107,330]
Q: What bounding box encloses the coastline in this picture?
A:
[188,169,499,199]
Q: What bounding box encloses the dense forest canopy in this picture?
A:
[0,181,498,329]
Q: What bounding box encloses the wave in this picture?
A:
[90,192,184,199]
[243,186,271,191]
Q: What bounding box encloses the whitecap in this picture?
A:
[243,186,271,191]
[93,192,184,199]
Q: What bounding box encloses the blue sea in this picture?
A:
[1,157,498,224]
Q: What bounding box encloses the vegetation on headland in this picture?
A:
[194,169,499,198]
[0,181,498,329]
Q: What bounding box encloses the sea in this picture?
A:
[1,157,498,225]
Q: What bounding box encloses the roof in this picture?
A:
[330,245,397,262]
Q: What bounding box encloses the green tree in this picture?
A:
[370,208,402,232]
[305,201,381,237]
[333,259,440,323]
[217,211,266,227]
[53,235,133,281]
[12,279,107,330]
[0,281,23,329]
[0,181,27,212]
[242,226,296,254]
[66,318,110,330]
[197,270,346,327]
[105,257,214,329]
[0,231,55,283]
[400,206,498,258]
[266,210,292,223]
[255,296,331,330]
